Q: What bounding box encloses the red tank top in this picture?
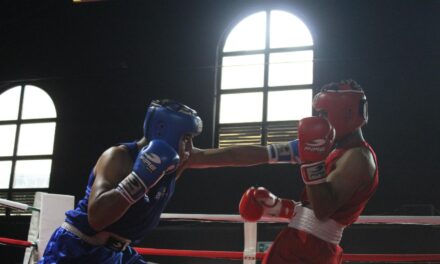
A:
[301,141,379,226]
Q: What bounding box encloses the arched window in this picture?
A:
[215,9,313,147]
[0,85,57,216]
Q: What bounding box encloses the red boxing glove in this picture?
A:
[298,116,335,162]
[239,187,264,221]
[239,187,295,221]
[298,116,335,185]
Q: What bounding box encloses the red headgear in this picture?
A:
[312,80,368,140]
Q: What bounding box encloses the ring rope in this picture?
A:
[1,237,440,262]
[160,213,440,225]
[0,237,34,248]
[1,198,440,225]
[341,254,440,262]
[133,248,440,262]
[1,198,440,262]
[0,198,40,212]
[133,247,265,260]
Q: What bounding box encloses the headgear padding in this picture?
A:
[313,80,368,140]
[143,99,203,152]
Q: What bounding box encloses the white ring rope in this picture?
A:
[1,198,439,225]
[160,213,440,225]
[1,197,440,264]
[0,198,40,212]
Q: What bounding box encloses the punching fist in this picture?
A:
[116,140,180,204]
[239,187,295,222]
[298,116,335,185]
[267,140,300,164]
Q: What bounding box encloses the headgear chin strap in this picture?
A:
[313,80,368,140]
[143,99,203,152]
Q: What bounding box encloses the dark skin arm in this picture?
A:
[306,147,376,220]
[185,145,269,169]
[87,146,134,231]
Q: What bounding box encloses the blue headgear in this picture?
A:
[143,99,203,152]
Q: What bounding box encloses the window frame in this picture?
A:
[214,8,314,148]
[0,84,57,216]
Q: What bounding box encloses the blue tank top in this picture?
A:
[65,141,176,242]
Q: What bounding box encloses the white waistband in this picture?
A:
[288,206,345,244]
[61,222,131,250]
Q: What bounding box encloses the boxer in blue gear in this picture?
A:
[39,99,202,263]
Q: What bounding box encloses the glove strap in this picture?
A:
[300,161,327,185]
[278,199,296,218]
[267,140,300,164]
[115,173,148,204]
[262,198,296,219]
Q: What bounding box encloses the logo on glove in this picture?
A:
[304,139,327,152]
[306,164,326,180]
[155,186,167,200]
[141,153,162,172]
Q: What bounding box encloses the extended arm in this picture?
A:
[186,145,268,168]
[186,141,300,169]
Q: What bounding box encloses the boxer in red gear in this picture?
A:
[186,80,378,264]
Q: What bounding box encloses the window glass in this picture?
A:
[0,86,21,121]
[221,55,265,89]
[0,84,57,215]
[268,50,313,86]
[13,159,52,188]
[223,12,266,52]
[220,93,263,123]
[0,161,12,188]
[267,90,313,121]
[217,9,314,146]
[17,123,56,155]
[22,85,57,119]
[0,125,17,157]
[270,10,313,48]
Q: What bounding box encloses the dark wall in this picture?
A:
[1,0,439,261]
[1,0,439,217]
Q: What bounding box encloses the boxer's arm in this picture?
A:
[186,145,269,169]
[88,146,134,231]
[306,147,376,220]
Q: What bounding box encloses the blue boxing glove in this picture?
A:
[116,140,180,204]
[267,140,301,164]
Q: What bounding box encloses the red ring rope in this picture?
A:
[342,254,440,262]
[0,237,33,247]
[134,247,265,260]
[1,237,440,262]
[133,248,440,262]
